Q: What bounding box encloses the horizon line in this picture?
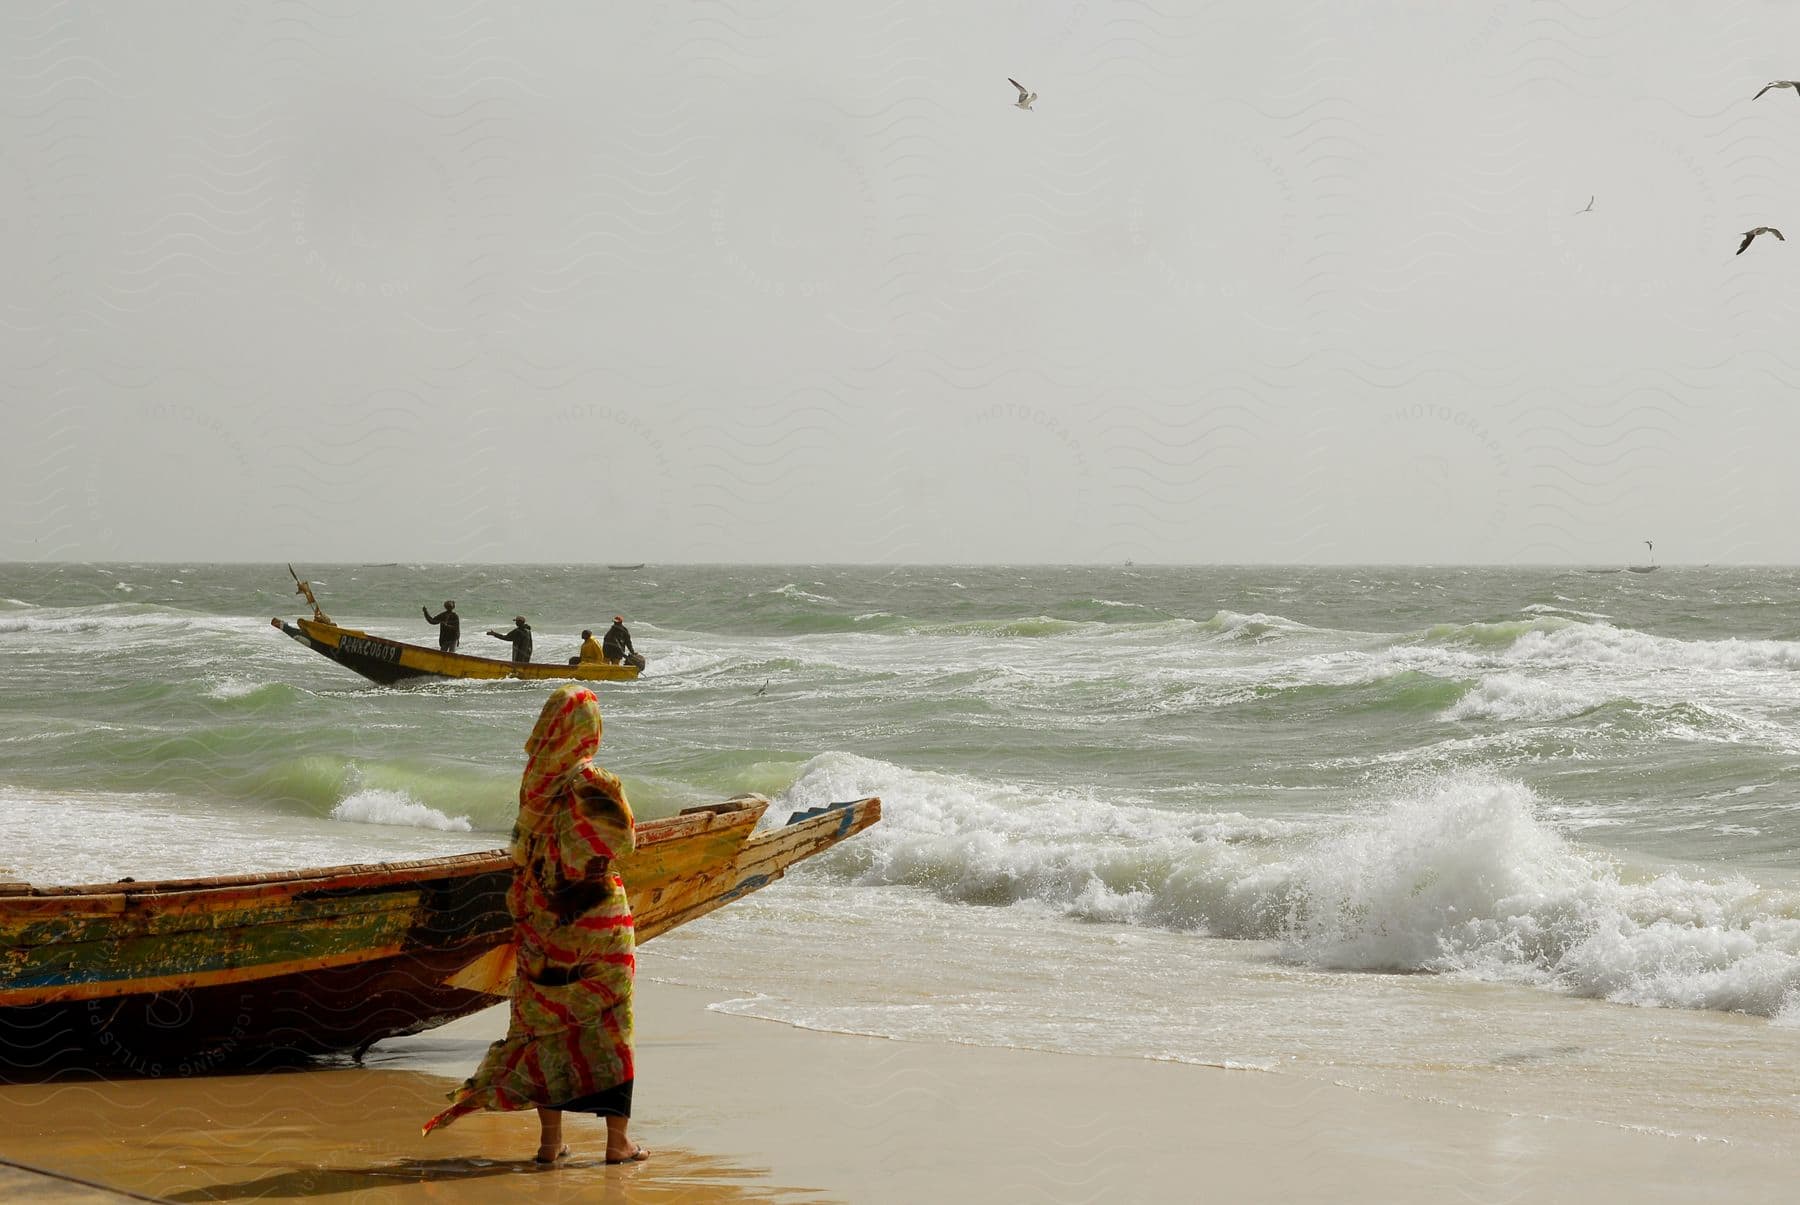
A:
[0,560,1764,570]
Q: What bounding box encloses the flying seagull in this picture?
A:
[1008,78,1037,111]
[1737,226,1785,254]
[1753,80,1800,100]
[1575,195,1595,215]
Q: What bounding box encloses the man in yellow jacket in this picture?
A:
[578,629,605,663]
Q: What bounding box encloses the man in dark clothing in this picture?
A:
[487,616,532,663]
[422,600,461,653]
[602,616,634,664]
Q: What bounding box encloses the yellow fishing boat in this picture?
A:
[0,795,880,1070]
[271,568,642,686]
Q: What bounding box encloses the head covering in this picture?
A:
[515,685,602,859]
[514,616,528,626]
[613,616,623,623]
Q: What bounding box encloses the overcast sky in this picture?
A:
[5,1,1800,564]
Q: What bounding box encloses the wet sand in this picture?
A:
[0,1158,167,1202]
[1,978,1794,1203]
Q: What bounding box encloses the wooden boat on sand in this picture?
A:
[272,569,642,686]
[0,795,879,1073]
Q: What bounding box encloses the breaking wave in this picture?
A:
[781,755,1800,1019]
[330,788,472,832]
[1442,674,1610,723]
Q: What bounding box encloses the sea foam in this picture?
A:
[1282,773,1800,1014]
[781,755,1800,1019]
[1442,673,1608,722]
[329,788,472,832]
[1506,623,1800,672]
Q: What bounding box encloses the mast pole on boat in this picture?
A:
[288,564,333,624]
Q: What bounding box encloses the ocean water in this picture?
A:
[5,563,1800,1143]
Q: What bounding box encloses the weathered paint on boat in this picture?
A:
[273,617,643,685]
[0,796,879,1072]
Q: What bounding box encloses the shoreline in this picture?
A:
[2,979,1794,1203]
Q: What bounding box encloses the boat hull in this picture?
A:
[275,618,643,685]
[0,939,500,1074]
[0,796,880,1073]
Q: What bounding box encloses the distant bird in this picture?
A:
[1753,80,1800,100]
[1575,195,1595,215]
[1736,226,1785,254]
[1008,78,1037,111]
[755,680,768,697]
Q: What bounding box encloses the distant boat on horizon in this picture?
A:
[608,563,646,570]
[1585,541,1660,574]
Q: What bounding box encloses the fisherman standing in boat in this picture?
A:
[422,600,461,653]
[578,629,605,663]
[488,616,533,663]
[602,616,635,665]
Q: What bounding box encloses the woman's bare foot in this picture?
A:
[534,1107,567,1165]
[604,1115,649,1164]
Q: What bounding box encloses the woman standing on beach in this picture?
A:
[422,684,649,1165]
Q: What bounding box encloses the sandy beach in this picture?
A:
[0,977,1790,1204]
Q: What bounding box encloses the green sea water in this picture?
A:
[7,563,1800,865]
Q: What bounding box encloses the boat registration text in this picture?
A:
[337,634,401,663]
